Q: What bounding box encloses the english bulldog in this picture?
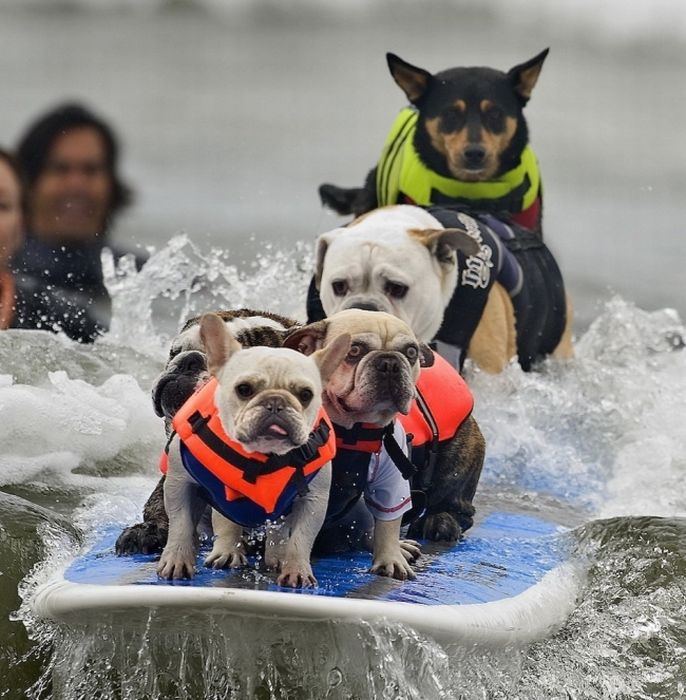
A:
[314,204,574,373]
[284,309,485,571]
[157,313,350,585]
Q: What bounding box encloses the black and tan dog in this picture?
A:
[319,50,548,236]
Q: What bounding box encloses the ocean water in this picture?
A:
[1,1,685,698]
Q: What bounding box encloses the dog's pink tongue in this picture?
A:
[268,424,288,436]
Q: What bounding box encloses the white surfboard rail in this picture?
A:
[32,561,582,646]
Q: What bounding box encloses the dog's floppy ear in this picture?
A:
[508,48,549,103]
[314,230,343,289]
[313,333,352,384]
[419,343,435,368]
[410,227,480,267]
[199,313,242,377]
[283,320,329,356]
[387,53,432,104]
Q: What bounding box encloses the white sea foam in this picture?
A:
[472,297,686,521]
[0,370,161,495]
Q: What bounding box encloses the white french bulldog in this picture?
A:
[157,312,350,587]
[315,204,573,373]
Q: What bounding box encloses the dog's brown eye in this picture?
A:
[332,280,348,296]
[441,108,465,132]
[298,388,314,405]
[347,343,365,361]
[235,383,254,399]
[405,345,419,362]
[385,281,409,299]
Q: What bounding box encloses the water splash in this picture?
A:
[102,235,313,354]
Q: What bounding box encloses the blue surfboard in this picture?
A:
[32,510,581,645]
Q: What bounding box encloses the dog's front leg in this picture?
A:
[370,518,417,580]
[157,442,202,579]
[265,463,332,588]
[204,511,247,569]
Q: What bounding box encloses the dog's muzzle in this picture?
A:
[152,350,209,419]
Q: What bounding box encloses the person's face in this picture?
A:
[0,160,23,268]
[29,127,113,243]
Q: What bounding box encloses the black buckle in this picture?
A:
[189,410,210,433]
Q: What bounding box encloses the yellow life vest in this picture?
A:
[375,107,541,216]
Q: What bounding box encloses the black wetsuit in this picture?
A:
[10,237,111,343]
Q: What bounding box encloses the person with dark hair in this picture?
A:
[11,102,137,342]
[0,149,23,330]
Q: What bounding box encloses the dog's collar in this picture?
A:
[376,107,541,215]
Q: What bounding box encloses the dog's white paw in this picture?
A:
[276,561,317,589]
[371,549,417,581]
[204,542,247,570]
[157,545,196,580]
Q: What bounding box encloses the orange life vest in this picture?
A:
[0,269,15,330]
[400,352,474,447]
[166,378,336,524]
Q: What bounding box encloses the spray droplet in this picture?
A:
[327,667,343,687]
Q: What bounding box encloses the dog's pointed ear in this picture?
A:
[409,227,480,267]
[283,320,329,356]
[508,48,549,103]
[387,53,433,104]
[313,333,351,384]
[199,313,242,377]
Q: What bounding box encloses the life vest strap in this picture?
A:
[335,422,386,453]
[381,423,417,481]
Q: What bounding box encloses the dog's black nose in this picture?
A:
[463,145,486,167]
[375,353,401,374]
[176,351,207,374]
[264,395,288,413]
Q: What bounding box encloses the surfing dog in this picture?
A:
[285,310,485,555]
[319,50,548,236]
[313,205,574,373]
[157,313,350,584]
[116,309,301,556]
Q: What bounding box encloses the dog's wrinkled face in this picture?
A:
[387,50,548,181]
[201,314,350,455]
[315,206,480,343]
[285,309,431,429]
